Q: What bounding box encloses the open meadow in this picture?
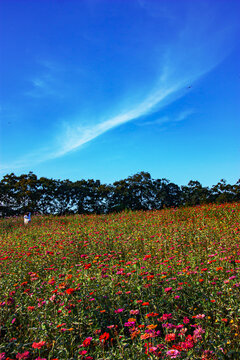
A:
[0,203,239,360]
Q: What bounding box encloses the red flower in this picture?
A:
[66,288,75,295]
[82,337,92,347]
[165,333,176,342]
[99,332,110,343]
[32,341,46,349]
[84,263,92,269]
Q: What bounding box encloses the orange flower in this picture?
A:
[57,323,66,328]
[146,324,157,330]
[141,333,151,339]
[58,282,66,289]
[131,330,140,339]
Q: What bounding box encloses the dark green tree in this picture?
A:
[181,180,210,206]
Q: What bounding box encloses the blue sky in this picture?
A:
[0,0,239,186]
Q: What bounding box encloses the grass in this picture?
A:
[0,202,239,359]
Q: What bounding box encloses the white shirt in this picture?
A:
[24,215,30,224]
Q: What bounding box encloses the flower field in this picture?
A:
[0,203,239,360]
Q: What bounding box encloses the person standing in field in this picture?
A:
[24,212,31,225]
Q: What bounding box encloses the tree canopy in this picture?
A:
[0,172,239,217]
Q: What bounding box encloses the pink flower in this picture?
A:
[16,351,30,359]
[166,349,180,358]
[124,321,136,327]
[79,350,88,355]
[49,295,56,302]
[107,325,115,329]
[193,326,205,341]
[180,336,194,350]
[149,346,158,353]
[195,314,205,319]
[165,287,173,293]
[115,308,124,313]
[0,353,6,360]
[130,309,139,315]
[160,313,172,321]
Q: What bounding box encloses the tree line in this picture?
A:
[0,171,239,217]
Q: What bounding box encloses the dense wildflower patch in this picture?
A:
[0,203,239,359]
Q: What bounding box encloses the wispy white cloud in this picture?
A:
[175,109,195,123]
[54,82,180,157]
[135,109,195,127]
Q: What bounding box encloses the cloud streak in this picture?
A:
[135,109,195,127]
[54,83,180,158]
